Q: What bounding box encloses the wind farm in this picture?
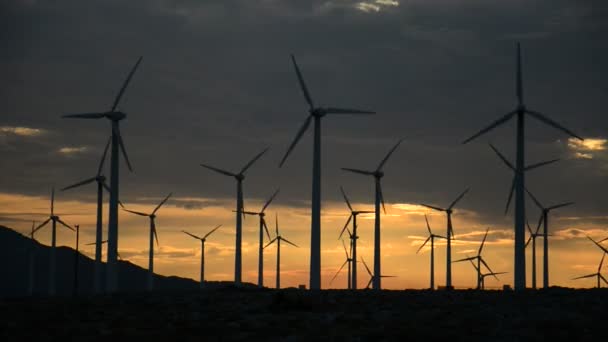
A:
[1,0,607,338]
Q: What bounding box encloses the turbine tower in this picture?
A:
[279,54,374,290]
[525,219,542,289]
[122,193,172,291]
[63,57,141,292]
[264,214,298,289]
[201,148,268,285]
[342,139,403,290]
[182,224,222,288]
[572,253,607,288]
[338,186,373,290]
[32,188,74,295]
[360,257,396,290]
[453,228,493,290]
[330,239,353,289]
[462,43,583,290]
[416,215,447,290]
[240,188,280,288]
[61,137,111,294]
[420,188,469,289]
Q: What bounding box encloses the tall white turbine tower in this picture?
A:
[462,43,582,290]
[341,139,403,290]
[63,57,141,292]
[279,54,374,290]
[201,148,268,285]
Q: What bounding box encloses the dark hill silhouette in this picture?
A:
[0,225,253,297]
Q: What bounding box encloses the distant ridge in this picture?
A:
[0,225,255,297]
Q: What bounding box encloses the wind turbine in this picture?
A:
[462,43,583,290]
[62,137,111,294]
[342,139,403,290]
[420,187,469,289]
[525,218,542,289]
[122,193,172,291]
[264,214,298,289]
[338,186,373,290]
[416,215,447,290]
[572,253,608,288]
[240,189,279,288]
[63,57,141,292]
[330,239,353,289]
[201,148,268,285]
[278,54,374,290]
[526,188,573,289]
[468,259,508,290]
[587,236,608,254]
[453,228,493,290]
[360,257,396,290]
[32,188,74,295]
[182,224,222,288]
[85,240,123,260]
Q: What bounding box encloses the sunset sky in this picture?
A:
[1,0,607,289]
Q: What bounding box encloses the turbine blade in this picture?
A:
[153,225,159,247]
[526,109,583,141]
[281,237,298,248]
[182,230,202,240]
[468,259,479,272]
[600,274,608,286]
[377,138,404,171]
[57,218,75,231]
[152,192,173,215]
[338,215,353,240]
[203,224,223,239]
[448,188,470,210]
[341,168,374,176]
[453,256,476,263]
[598,253,605,273]
[33,218,51,233]
[488,143,515,171]
[361,257,372,276]
[279,115,312,168]
[572,274,596,280]
[480,257,494,275]
[424,214,432,235]
[116,126,133,172]
[275,213,279,237]
[587,236,608,254]
[240,148,268,174]
[111,56,143,112]
[524,188,544,211]
[462,110,517,144]
[536,214,544,235]
[262,218,271,241]
[525,158,559,171]
[505,178,515,215]
[419,203,445,212]
[416,237,431,254]
[200,163,236,177]
[326,108,375,115]
[547,202,574,211]
[97,136,111,176]
[263,238,277,249]
[123,209,149,217]
[61,177,97,191]
[51,187,55,216]
[366,278,373,289]
[478,228,490,255]
[378,182,386,214]
[261,188,280,213]
[340,186,353,212]
[342,239,349,259]
[62,113,106,119]
[330,260,349,285]
[290,54,314,109]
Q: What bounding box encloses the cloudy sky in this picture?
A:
[1,0,607,289]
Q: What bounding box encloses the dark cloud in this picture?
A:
[1,0,607,227]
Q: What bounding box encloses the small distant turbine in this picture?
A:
[420,187,470,289]
[416,215,447,290]
[32,188,74,295]
[453,228,493,290]
[360,257,396,290]
[279,54,375,290]
[182,224,222,289]
[572,253,608,289]
[122,193,172,291]
[468,259,508,290]
[525,219,543,289]
[462,43,583,291]
[338,186,373,290]
[62,137,111,294]
[201,148,268,285]
[342,138,403,290]
[329,239,354,289]
[264,214,298,289]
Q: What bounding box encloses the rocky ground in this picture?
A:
[1,287,606,341]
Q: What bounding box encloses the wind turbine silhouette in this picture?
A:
[63,57,142,292]
[122,193,172,291]
[338,186,373,290]
[201,148,268,285]
[572,253,607,288]
[182,224,222,288]
[360,257,396,290]
[462,43,583,290]
[239,188,279,288]
[468,259,507,290]
[342,139,403,290]
[85,240,123,260]
[420,188,469,290]
[416,215,447,290]
[32,188,74,295]
[330,239,354,289]
[525,188,573,289]
[264,214,298,289]
[525,218,543,289]
[279,54,374,290]
[453,228,493,290]
[61,137,111,294]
